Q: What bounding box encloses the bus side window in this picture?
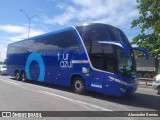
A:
[45,30,80,51]
[32,39,45,52]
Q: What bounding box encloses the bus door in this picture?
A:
[103,54,117,95]
[88,54,106,93]
[89,69,104,93]
[88,51,117,94]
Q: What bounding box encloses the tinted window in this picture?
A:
[90,53,117,73]
[8,30,80,55]
[8,40,34,54]
[45,30,80,51]
[18,41,32,53]
[76,25,131,46]
[77,26,115,53]
[31,39,45,52]
[77,26,110,47]
[7,44,16,55]
[76,24,133,74]
[76,25,120,73]
[8,42,27,54]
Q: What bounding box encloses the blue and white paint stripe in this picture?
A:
[72,60,89,64]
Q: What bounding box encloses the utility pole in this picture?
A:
[19,9,38,38]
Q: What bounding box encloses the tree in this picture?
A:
[131,0,160,57]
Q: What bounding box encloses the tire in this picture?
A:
[21,72,26,82]
[157,86,160,95]
[15,72,20,81]
[143,73,151,78]
[137,73,142,78]
[151,73,154,78]
[72,77,85,94]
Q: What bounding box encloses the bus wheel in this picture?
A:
[21,72,26,82]
[137,73,142,78]
[72,77,85,94]
[143,73,151,78]
[15,72,20,81]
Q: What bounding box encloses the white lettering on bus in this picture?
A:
[58,52,73,68]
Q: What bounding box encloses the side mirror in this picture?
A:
[98,41,130,57]
[132,47,148,60]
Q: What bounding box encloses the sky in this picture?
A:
[0,0,140,61]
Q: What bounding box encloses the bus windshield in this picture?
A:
[117,48,136,77]
[76,24,136,77]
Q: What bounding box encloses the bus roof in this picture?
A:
[8,26,74,46]
[75,23,121,31]
[8,23,121,46]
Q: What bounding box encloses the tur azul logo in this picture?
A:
[25,52,45,82]
[57,52,73,68]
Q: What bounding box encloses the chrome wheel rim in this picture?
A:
[75,80,83,91]
[16,73,20,80]
[22,73,26,81]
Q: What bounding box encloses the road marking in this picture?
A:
[39,90,113,111]
[0,78,113,111]
[0,79,20,86]
[0,78,129,111]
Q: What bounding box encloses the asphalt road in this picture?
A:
[0,75,159,120]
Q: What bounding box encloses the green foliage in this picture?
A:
[131,0,160,57]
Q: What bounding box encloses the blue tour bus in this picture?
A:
[7,23,148,96]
